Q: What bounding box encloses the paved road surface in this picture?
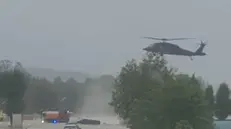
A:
[29,123,127,129]
[0,116,127,129]
[0,120,39,129]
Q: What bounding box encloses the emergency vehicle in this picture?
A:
[41,110,70,123]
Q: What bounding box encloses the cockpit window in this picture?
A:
[148,43,156,48]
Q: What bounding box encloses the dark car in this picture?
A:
[76,119,100,125]
[64,124,81,129]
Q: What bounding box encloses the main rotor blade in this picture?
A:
[141,37,195,41]
[141,37,165,40]
[167,38,195,41]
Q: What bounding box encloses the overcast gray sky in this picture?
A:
[0,0,231,86]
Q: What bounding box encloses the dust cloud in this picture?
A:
[75,77,122,124]
[80,82,115,116]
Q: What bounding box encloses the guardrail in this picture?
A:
[3,114,40,121]
[22,115,34,120]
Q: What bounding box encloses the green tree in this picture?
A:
[34,78,59,111]
[62,78,79,112]
[110,54,214,129]
[205,85,214,109]
[0,60,29,125]
[215,83,230,120]
[24,78,39,113]
[175,120,193,129]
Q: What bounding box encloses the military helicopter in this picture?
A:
[142,37,207,60]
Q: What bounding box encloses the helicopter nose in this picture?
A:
[143,47,149,51]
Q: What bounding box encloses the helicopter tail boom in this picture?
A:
[194,41,207,55]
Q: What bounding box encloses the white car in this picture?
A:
[64,124,81,129]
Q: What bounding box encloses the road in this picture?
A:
[30,122,127,129]
[0,116,127,129]
[0,120,39,129]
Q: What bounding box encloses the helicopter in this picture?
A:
[142,37,207,60]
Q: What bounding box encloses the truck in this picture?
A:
[41,110,70,123]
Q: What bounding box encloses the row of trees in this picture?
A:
[23,76,85,114]
[0,59,115,118]
[205,83,231,120]
[110,54,214,129]
[0,60,86,125]
[3,53,231,129]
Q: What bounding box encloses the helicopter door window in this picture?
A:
[149,44,156,48]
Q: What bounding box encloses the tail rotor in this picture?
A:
[200,40,207,46]
[195,40,207,48]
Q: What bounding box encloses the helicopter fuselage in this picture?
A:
[143,42,205,56]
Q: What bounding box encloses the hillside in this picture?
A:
[26,67,92,82]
